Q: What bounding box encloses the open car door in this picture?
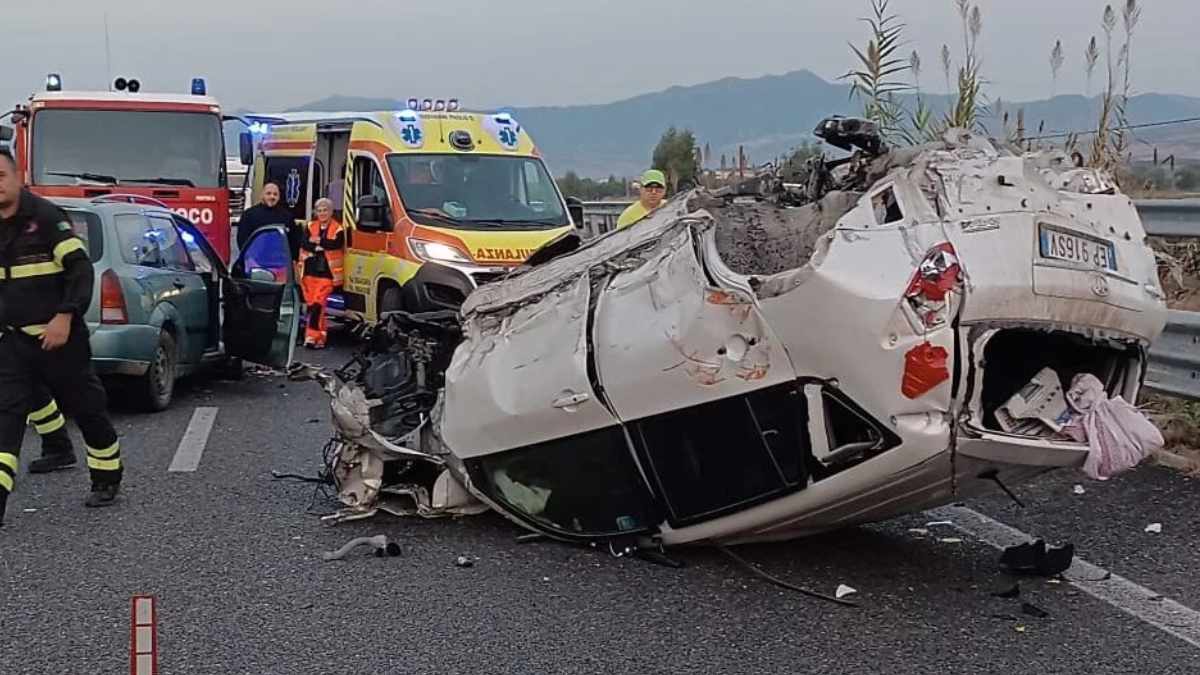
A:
[223,226,300,369]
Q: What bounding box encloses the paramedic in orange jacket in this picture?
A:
[298,198,345,349]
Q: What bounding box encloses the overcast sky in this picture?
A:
[3,0,1197,114]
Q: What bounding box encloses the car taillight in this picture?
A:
[904,242,962,329]
[100,269,128,324]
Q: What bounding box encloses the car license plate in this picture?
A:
[1038,225,1117,271]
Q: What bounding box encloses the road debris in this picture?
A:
[1021,603,1050,619]
[321,534,401,561]
[835,584,858,599]
[999,539,1074,577]
[1015,625,1028,633]
[455,555,475,568]
[1073,484,1086,495]
[1145,522,1163,534]
[925,521,955,528]
[908,528,930,536]
[939,537,964,544]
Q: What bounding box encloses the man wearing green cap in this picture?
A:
[616,169,667,230]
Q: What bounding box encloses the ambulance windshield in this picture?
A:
[31,109,225,189]
[388,154,568,230]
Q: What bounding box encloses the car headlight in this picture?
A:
[408,238,473,264]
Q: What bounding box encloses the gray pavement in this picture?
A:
[2,332,1198,674]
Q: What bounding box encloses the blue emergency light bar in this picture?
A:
[46,73,62,92]
[191,78,206,96]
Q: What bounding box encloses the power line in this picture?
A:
[1022,115,1200,141]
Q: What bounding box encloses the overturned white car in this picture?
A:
[310,119,1168,548]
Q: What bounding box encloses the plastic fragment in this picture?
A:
[1015,625,1027,633]
[925,520,954,528]
[835,584,858,599]
[908,528,930,536]
[939,537,963,544]
[999,539,1074,577]
[1145,522,1162,534]
[1073,484,1086,495]
[322,534,401,561]
[455,555,474,568]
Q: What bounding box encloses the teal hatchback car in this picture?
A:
[54,195,301,411]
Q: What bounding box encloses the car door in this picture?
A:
[222,226,301,369]
[145,213,210,366]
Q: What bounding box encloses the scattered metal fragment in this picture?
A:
[1145,522,1163,534]
[999,540,1074,577]
[1073,484,1086,495]
[835,584,858,599]
[321,534,401,561]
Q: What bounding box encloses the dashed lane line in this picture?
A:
[167,407,218,473]
[929,505,1200,650]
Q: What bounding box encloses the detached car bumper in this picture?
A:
[87,323,160,376]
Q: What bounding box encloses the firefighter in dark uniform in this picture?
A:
[0,148,121,525]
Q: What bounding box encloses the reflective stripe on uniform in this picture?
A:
[52,238,86,265]
[0,471,12,492]
[8,261,63,278]
[86,456,121,471]
[34,415,66,435]
[27,399,59,423]
[87,442,120,460]
[20,325,48,337]
[0,452,17,472]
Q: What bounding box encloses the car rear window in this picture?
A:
[62,209,103,262]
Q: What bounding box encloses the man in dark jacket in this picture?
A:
[235,182,296,254]
[0,148,123,523]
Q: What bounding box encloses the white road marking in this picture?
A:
[929,505,1200,649]
[168,407,218,473]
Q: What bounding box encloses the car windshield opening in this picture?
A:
[387,154,568,230]
[32,109,224,189]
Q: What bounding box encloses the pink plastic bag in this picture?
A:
[1063,374,1164,480]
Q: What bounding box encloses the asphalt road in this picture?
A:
[1,331,1198,674]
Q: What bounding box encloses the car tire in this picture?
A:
[138,331,177,412]
[379,285,404,316]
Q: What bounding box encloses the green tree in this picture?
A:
[651,126,701,193]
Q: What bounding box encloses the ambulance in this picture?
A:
[238,100,583,322]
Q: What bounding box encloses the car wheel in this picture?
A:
[379,286,404,316]
[139,331,177,412]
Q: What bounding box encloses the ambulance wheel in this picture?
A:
[379,286,404,317]
[138,331,177,412]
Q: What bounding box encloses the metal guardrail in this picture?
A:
[1136,199,1200,238]
[1145,311,1200,401]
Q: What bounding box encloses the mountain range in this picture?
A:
[249,70,1200,178]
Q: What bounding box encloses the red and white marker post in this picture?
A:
[130,595,158,675]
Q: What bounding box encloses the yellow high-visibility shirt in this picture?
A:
[616,201,652,230]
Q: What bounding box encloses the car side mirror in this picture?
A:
[238,132,254,166]
[357,194,391,232]
[566,196,584,229]
[0,125,12,143]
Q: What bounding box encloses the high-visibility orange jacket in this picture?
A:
[298,218,345,284]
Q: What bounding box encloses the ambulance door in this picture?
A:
[342,147,394,319]
[257,124,318,226]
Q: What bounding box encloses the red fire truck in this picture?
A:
[1,74,233,261]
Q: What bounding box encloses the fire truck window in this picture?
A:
[31,109,223,189]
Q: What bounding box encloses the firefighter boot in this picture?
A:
[84,481,120,508]
[28,428,77,474]
[0,492,7,527]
